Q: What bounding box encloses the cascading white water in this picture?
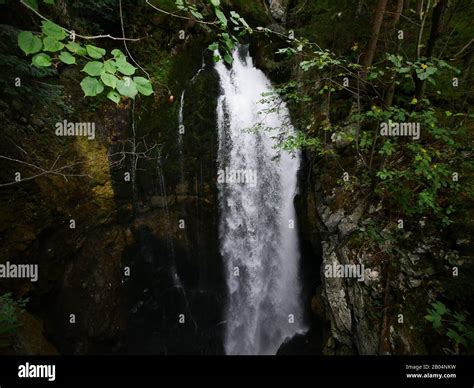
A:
[215,47,305,355]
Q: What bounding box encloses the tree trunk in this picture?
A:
[391,0,404,26]
[361,0,388,71]
[416,0,423,14]
[384,0,404,107]
[425,0,448,58]
[415,0,448,99]
[461,48,474,85]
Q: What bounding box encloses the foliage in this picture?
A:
[173,0,252,64]
[262,28,471,230]
[351,103,462,224]
[0,24,71,116]
[15,0,255,101]
[425,302,474,349]
[280,132,325,155]
[17,1,153,103]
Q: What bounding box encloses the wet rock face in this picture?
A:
[115,49,226,354]
[0,73,133,354]
[43,226,130,354]
[306,160,393,355]
[276,287,328,355]
[298,151,464,355]
[314,192,380,354]
[122,209,225,355]
[276,330,320,355]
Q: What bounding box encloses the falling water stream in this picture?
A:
[215,47,305,355]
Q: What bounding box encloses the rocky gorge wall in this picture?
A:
[298,142,471,355]
[2,0,470,357]
[0,1,226,354]
[251,0,473,356]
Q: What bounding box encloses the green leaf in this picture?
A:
[426,308,442,329]
[86,44,106,59]
[447,329,467,346]
[432,302,447,315]
[101,73,118,89]
[104,59,116,74]
[223,52,233,65]
[133,76,153,96]
[453,312,466,322]
[32,53,52,67]
[215,8,227,27]
[116,61,136,76]
[432,316,442,329]
[111,48,125,58]
[66,42,86,56]
[18,31,42,55]
[43,36,64,52]
[116,77,137,99]
[115,54,127,65]
[221,33,234,50]
[107,90,121,104]
[82,61,104,76]
[189,8,203,20]
[43,0,55,4]
[41,20,67,40]
[454,321,466,333]
[23,0,38,11]
[58,51,75,64]
[208,42,219,51]
[80,76,104,97]
[210,0,220,6]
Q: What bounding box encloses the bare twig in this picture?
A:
[0,155,89,187]
[416,0,431,60]
[119,0,149,78]
[451,38,474,60]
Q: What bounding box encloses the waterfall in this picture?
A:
[191,55,206,83]
[215,47,305,355]
[177,90,186,189]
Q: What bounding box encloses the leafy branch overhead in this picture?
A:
[17,16,153,103]
[173,0,252,64]
[16,0,253,103]
[209,1,252,64]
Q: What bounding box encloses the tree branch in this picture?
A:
[145,0,218,25]
[20,0,147,42]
